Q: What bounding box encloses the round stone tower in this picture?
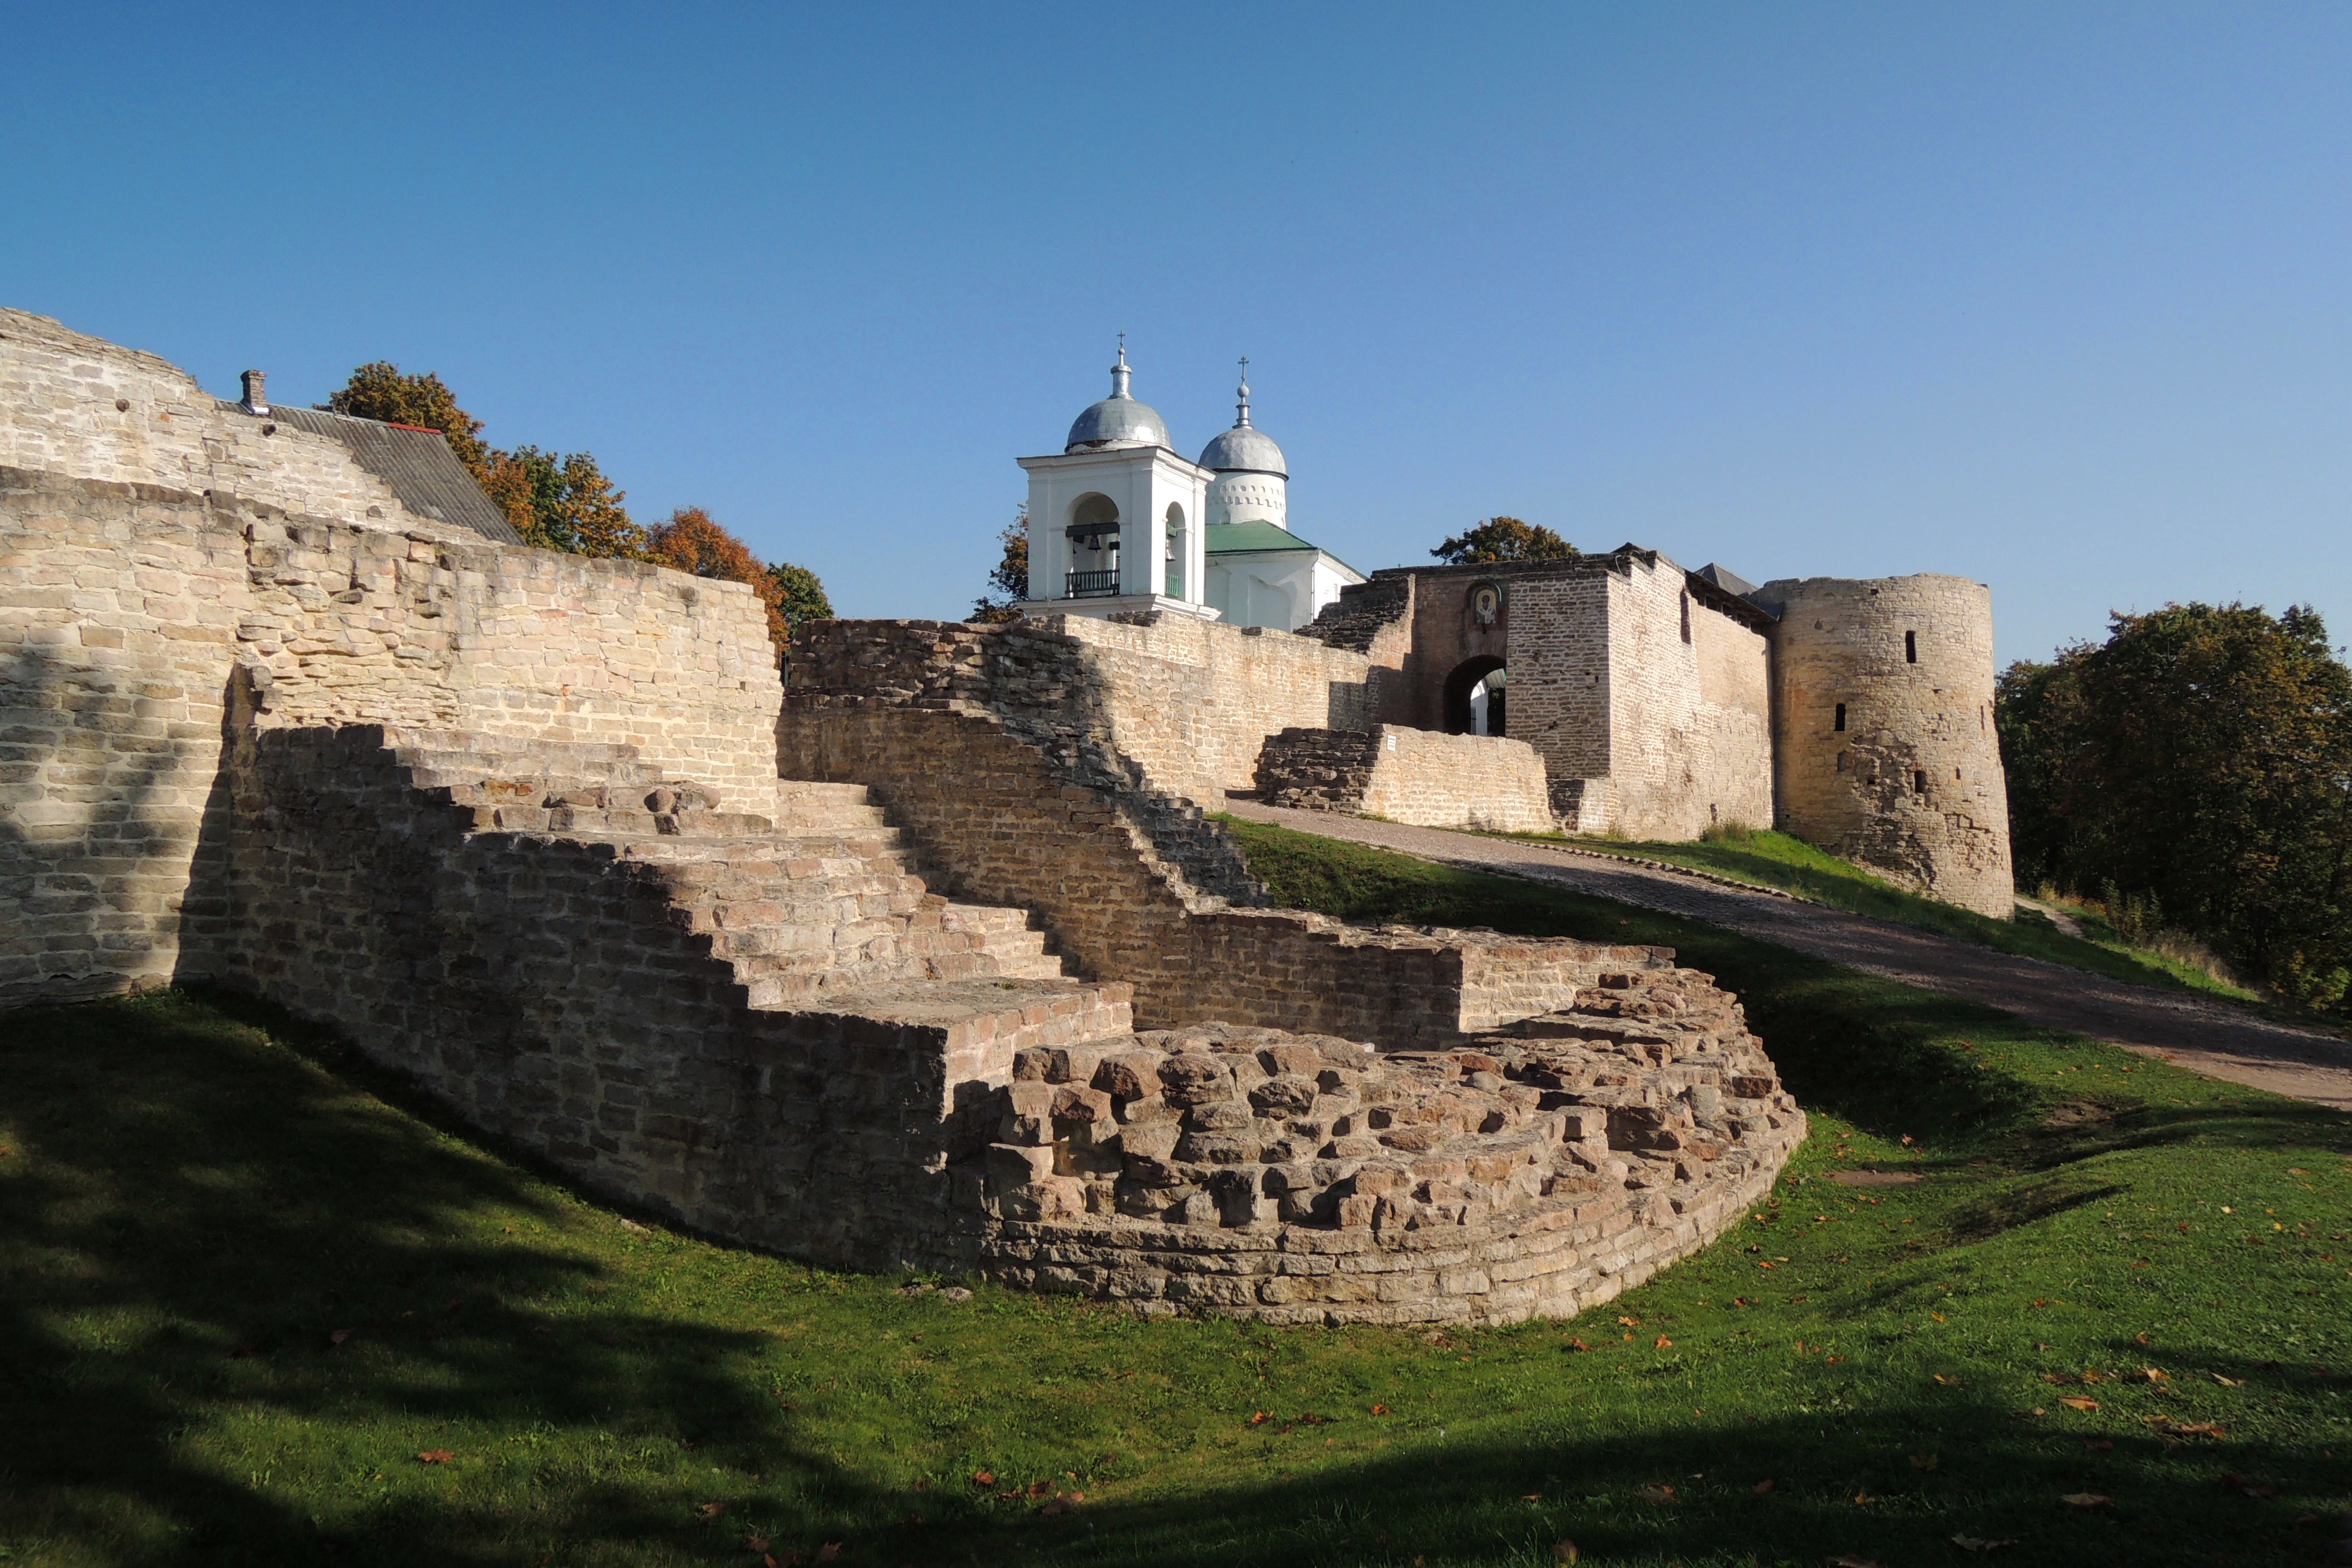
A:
[1752,574,2015,917]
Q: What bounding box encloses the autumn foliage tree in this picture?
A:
[323,365,830,658]
[970,504,1030,623]
[1431,517,1578,565]
[321,363,642,559]
[1997,601,2352,1007]
[323,362,492,473]
[480,447,644,558]
[644,507,832,666]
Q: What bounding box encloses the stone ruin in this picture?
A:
[1,307,1806,1324]
[981,972,1802,1321]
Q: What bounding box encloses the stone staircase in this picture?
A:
[384,727,1099,1020]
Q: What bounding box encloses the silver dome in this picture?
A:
[1198,423,1286,476]
[1198,359,1287,475]
[1065,345,1171,452]
[1066,395,1169,451]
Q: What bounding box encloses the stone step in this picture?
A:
[730,926,1065,983]
[775,781,892,830]
[402,733,1086,1024]
[663,870,926,907]
[938,902,1036,936]
[712,916,1054,964]
[771,828,911,857]
[776,780,877,805]
[401,749,669,788]
[541,807,776,839]
[746,974,1120,1041]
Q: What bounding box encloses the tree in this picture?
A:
[323,362,492,475]
[480,446,644,559]
[1431,517,1577,565]
[768,561,834,635]
[1997,601,2352,1006]
[970,504,1031,623]
[323,364,641,559]
[644,507,830,666]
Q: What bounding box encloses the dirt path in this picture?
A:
[1222,798,2352,1112]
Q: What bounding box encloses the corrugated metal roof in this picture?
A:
[224,402,525,544]
[1693,561,1760,598]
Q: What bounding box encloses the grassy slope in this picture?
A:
[1532,826,2264,1003]
[0,829,2343,1566]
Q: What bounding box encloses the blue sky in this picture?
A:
[6,4,2346,663]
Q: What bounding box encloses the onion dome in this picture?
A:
[1196,360,1286,476]
[1065,338,1171,452]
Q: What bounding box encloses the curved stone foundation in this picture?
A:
[963,961,1805,1325]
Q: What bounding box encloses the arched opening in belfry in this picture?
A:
[1442,656,1508,737]
[1163,501,1186,599]
[1065,493,1120,598]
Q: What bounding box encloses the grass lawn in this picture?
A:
[2,823,2346,1566]
[1515,825,2273,1008]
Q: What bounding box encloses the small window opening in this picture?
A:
[1905,630,1917,664]
[1679,591,1692,644]
[1835,751,1848,773]
[1833,702,1846,732]
[1913,769,1927,795]
[1955,766,1963,780]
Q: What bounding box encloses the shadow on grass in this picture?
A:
[966,1390,2334,1566]
[0,990,878,1566]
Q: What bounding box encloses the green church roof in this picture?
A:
[1203,521,1360,577]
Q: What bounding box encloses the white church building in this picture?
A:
[1017,347,1361,631]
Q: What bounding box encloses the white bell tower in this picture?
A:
[1015,339,1216,621]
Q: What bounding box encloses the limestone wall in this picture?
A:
[777,698,1611,1045]
[1302,553,1775,841]
[0,465,780,1006]
[785,614,1392,810]
[195,719,1133,1274]
[977,1003,1806,1325]
[1496,570,1616,827]
[204,715,1801,1324]
[0,308,474,544]
[1595,553,1775,840]
[1754,574,2014,916]
[1255,725,1556,834]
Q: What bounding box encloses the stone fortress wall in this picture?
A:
[1,467,781,1006]
[1753,574,2015,917]
[0,308,481,545]
[1295,549,1779,842]
[0,310,784,1007]
[1255,724,1555,834]
[2,309,1810,1325]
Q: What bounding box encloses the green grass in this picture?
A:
[1513,824,2270,1007]
[4,828,2349,1566]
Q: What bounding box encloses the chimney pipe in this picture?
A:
[239,370,268,415]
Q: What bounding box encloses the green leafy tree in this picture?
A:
[1997,602,2352,1006]
[1431,517,1577,565]
[768,561,833,634]
[970,504,1030,623]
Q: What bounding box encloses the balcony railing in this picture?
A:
[1066,568,1122,598]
